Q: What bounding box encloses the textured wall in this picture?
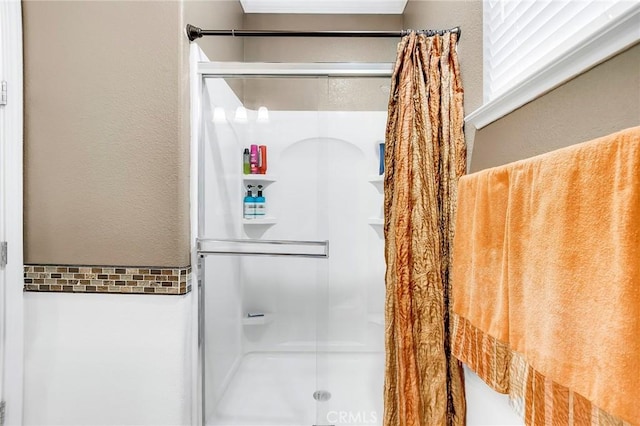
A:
[183,0,244,62]
[23,1,185,266]
[242,14,402,111]
[402,0,483,156]
[182,0,245,99]
[471,44,640,170]
[244,14,402,62]
[403,0,483,114]
[23,0,244,267]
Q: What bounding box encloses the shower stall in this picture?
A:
[192,56,393,426]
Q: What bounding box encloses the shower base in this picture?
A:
[208,351,384,426]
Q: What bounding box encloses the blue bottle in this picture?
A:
[243,185,256,219]
[254,185,266,218]
[379,142,385,175]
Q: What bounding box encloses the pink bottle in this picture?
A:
[250,145,259,174]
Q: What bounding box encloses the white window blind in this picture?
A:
[483,0,640,103]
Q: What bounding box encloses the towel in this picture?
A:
[451,167,512,392]
[451,126,640,425]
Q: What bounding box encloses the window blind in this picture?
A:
[483,0,639,102]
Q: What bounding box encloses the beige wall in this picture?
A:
[471,44,640,171]
[182,0,245,99]
[243,14,401,62]
[242,14,402,111]
[183,0,244,62]
[402,0,482,159]
[23,0,243,267]
[403,0,483,114]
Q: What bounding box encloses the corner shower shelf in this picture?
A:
[368,175,384,195]
[242,314,273,326]
[243,216,277,225]
[367,313,384,326]
[243,174,277,183]
[368,217,384,226]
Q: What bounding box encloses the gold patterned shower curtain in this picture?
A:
[383,31,466,426]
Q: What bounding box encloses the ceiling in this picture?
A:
[239,0,408,14]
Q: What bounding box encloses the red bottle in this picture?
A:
[258,145,267,174]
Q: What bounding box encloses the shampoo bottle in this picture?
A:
[250,145,259,174]
[243,185,256,219]
[258,145,268,174]
[379,142,385,175]
[243,148,250,174]
[254,185,266,218]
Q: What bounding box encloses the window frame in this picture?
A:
[465,1,640,130]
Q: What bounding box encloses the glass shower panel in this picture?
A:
[201,253,329,426]
[201,76,332,426]
[314,77,389,426]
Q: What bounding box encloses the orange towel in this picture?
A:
[451,167,513,393]
[452,167,510,343]
[452,126,640,425]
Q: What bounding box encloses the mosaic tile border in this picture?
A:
[24,265,192,295]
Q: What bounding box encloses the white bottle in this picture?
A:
[243,185,256,219]
[254,185,266,218]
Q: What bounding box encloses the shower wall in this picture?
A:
[200,78,245,408]
[236,111,387,354]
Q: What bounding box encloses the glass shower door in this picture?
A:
[314,77,388,426]
[199,70,389,426]
[200,75,333,426]
[199,246,329,426]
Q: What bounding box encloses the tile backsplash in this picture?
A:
[24,265,191,295]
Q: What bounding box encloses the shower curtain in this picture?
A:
[383,31,466,426]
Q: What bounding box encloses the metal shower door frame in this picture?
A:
[191,59,393,426]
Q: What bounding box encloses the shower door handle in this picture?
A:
[196,238,329,258]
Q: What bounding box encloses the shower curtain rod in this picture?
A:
[186,24,460,43]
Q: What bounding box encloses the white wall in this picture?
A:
[1,2,25,425]
[465,366,523,426]
[24,292,192,426]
